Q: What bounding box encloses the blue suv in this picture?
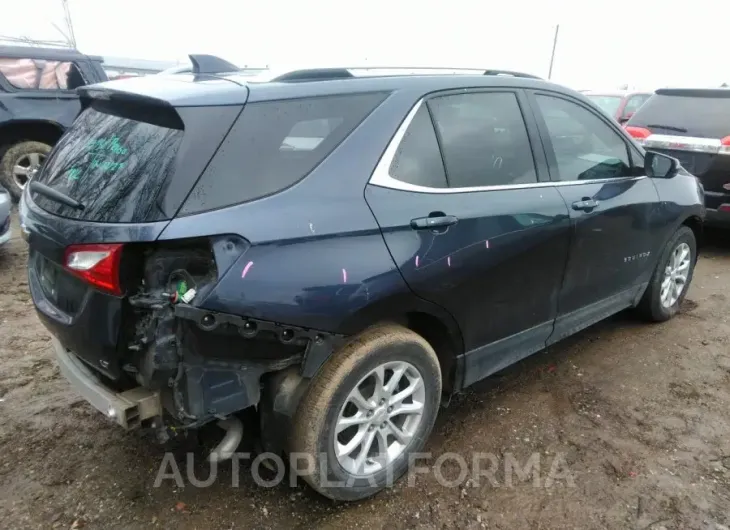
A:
[20,59,704,500]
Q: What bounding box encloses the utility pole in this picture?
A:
[548,24,559,80]
[55,0,77,48]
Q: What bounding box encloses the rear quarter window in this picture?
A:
[181,92,387,215]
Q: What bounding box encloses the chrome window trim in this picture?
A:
[368,98,648,194]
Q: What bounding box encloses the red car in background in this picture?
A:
[582,90,653,125]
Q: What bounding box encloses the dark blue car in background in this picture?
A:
[19,60,704,500]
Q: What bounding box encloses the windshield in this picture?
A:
[585,95,624,117]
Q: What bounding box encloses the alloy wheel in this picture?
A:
[660,242,691,308]
[334,361,425,477]
[12,152,46,190]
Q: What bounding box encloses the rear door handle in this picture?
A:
[571,199,599,212]
[410,215,459,230]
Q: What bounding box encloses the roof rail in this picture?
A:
[269,68,355,82]
[483,69,542,79]
[189,54,239,75]
[265,66,541,83]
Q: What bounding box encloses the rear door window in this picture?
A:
[427,92,537,188]
[0,57,87,90]
[628,90,730,138]
[181,93,387,214]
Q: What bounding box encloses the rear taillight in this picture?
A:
[720,136,730,155]
[64,243,124,295]
[625,126,651,144]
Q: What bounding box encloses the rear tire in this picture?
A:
[0,141,52,201]
[290,324,442,501]
[637,226,696,322]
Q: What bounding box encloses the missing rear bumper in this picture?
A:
[52,338,161,429]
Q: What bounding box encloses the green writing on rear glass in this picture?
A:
[66,167,81,182]
[87,135,129,155]
[67,134,131,179]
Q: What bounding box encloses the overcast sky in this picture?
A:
[2,0,729,89]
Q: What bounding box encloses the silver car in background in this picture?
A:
[0,185,10,246]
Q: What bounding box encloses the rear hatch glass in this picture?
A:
[628,89,730,138]
[31,99,241,223]
[33,103,183,223]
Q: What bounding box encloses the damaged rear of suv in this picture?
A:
[22,65,420,500]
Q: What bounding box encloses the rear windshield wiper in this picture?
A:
[29,181,85,210]
[646,124,688,133]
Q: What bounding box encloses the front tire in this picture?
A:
[637,226,696,322]
[290,324,442,501]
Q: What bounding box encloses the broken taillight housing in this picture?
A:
[64,243,124,295]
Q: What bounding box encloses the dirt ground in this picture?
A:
[1,211,729,530]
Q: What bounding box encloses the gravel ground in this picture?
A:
[1,211,729,530]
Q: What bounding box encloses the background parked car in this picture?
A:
[625,87,730,228]
[0,46,108,201]
[583,90,652,125]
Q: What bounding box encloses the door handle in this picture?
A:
[571,198,599,212]
[410,214,459,230]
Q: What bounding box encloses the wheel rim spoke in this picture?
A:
[389,376,422,407]
[337,426,368,458]
[352,429,377,473]
[384,365,406,396]
[386,420,412,445]
[349,387,373,411]
[390,400,424,418]
[336,412,369,433]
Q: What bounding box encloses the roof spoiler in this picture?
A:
[189,54,238,75]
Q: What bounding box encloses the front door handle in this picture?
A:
[571,198,599,212]
[410,214,459,230]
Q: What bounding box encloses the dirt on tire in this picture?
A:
[1,210,729,529]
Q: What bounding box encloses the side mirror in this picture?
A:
[645,151,678,178]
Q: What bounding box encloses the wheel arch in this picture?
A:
[0,119,65,152]
[681,214,703,253]
[334,293,465,394]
